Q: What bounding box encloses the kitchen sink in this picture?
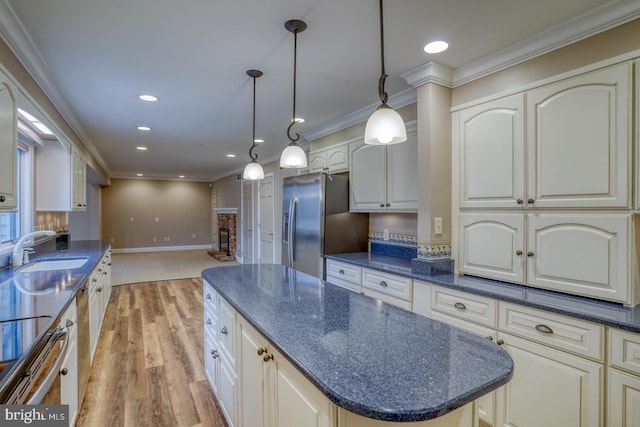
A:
[18,258,89,272]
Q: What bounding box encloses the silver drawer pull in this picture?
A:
[454,302,467,310]
[379,281,388,287]
[211,350,219,359]
[486,336,493,341]
[535,324,553,334]
[338,269,345,274]
[205,319,212,325]
[205,294,212,300]
[221,326,228,335]
[65,319,74,328]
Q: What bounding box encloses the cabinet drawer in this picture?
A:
[218,297,237,368]
[431,311,497,342]
[498,302,603,361]
[326,260,361,284]
[204,305,217,338]
[204,282,217,315]
[431,286,497,328]
[362,288,411,311]
[610,328,640,375]
[362,269,412,302]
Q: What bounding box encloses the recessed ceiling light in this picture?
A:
[137,126,151,131]
[254,139,264,144]
[136,173,143,177]
[136,146,148,151]
[139,94,158,102]
[178,175,185,178]
[424,41,448,54]
[226,154,236,158]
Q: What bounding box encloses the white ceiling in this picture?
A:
[0,0,638,181]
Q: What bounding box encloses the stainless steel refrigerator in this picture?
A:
[282,172,368,279]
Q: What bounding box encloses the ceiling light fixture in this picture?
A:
[179,175,185,178]
[136,173,143,177]
[137,126,151,131]
[279,19,308,169]
[226,154,236,158]
[424,40,448,54]
[136,146,148,151]
[243,69,265,180]
[364,0,407,145]
[138,94,158,102]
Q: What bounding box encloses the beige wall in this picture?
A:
[370,213,417,236]
[102,178,211,250]
[453,18,640,106]
[0,38,109,183]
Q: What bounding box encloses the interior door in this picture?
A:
[242,181,254,264]
[259,174,274,263]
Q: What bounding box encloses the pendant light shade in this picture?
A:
[280,19,308,168]
[242,69,265,180]
[364,0,406,146]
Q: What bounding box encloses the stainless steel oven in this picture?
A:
[0,317,70,404]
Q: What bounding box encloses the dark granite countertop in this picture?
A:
[326,252,640,333]
[202,264,513,422]
[0,239,110,398]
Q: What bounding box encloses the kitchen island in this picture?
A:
[202,264,513,426]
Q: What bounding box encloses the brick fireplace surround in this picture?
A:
[215,209,237,258]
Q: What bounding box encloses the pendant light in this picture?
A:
[243,69,265,180]
[279,19,308,168]
[364,0,407,145]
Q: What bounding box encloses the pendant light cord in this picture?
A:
[377,0,389,105]
[287,28,300,143]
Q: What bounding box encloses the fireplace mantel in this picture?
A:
[215,208,238,214]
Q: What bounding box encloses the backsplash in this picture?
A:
[369,232,417,259]
[368,232,417,246]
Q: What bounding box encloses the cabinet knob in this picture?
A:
[221,326,228,335]
[486,336,494,341]
[205,294,212,300]
[516,250,523,256]
[527,251,534,257]
[534,324,554,334]
[263,354,274,363]
[527,198,535,204]
[205,319,212,325]
[211,350,219,359]
[97,287,103,292]
[338,269,345,275]
[103,271,108,275]
[257,347,267,356]
[0,195,5,202]
[496,339,505,346]
[379,281,388,287]
[379,203,385,207]
[454,302,466,310]
[385,203,390,207]
[516,199,523,205]
[60,368,68,376]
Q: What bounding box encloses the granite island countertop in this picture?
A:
[326,252,640,333]
[202,264,513,423]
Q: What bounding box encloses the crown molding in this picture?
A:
[301,88,416,142]
[452,0,640,86]
[0,0,112,176]
[401,62,454,88]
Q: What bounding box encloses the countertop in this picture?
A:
[0,238,110,398]
[326,252,640,333]
[202,264,513,422]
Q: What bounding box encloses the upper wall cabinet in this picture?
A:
[36,141,87,211]
[458,62,631,210]
[0,78,18,211]
[349,123,417,212]
[308,142,349,174]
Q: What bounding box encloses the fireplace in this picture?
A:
[213,208,237,259]
[219,227,230,256]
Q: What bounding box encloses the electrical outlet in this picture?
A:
[155,217,159,222]
[129,217,134,222]
[434,218,443,235]
[153,237,157,242]
[383,229,389,241]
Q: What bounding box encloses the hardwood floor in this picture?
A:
[76,278,228,427]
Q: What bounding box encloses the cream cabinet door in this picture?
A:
[386,127,418,211]
[608,368,640,427]
[526,62,631,208]
[271,346,334,427]
[458,213,525,284]
[239,318,269,427]
[60,339,79,427]
[326,145,349,173]
[458,93,525,209]
[0,80,17,210]
[349,141,386,211]
[526,214,629,303]
[495,332,603,427]
[308,151,327,173]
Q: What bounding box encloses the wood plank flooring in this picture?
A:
[76,278,228,427]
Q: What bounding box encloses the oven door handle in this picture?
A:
[27,328,69,405]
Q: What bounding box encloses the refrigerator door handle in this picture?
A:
[289,197,297,265]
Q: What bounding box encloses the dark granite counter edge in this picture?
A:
[325,253,640,334]
[203,267,514,422]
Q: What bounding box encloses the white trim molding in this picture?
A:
[401,62,454,88]
[111,244,213,254]
[215,208,238,215]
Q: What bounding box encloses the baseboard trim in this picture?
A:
[111,244,213,254]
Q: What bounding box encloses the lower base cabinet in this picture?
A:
[495,332,603,427]
[608,368,640,427]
